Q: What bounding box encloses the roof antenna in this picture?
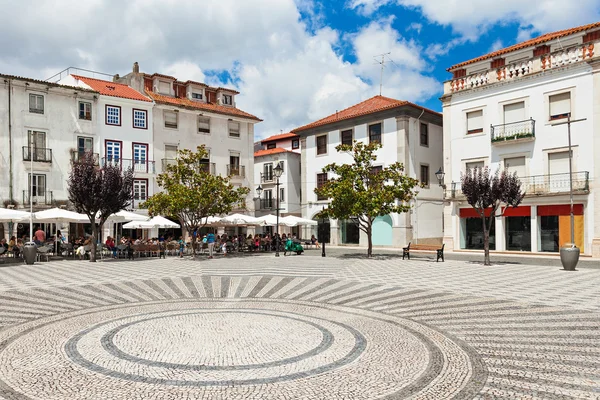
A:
[374,52,395,96]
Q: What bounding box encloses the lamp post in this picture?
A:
[273,162,284,257]
[552,116,586,271]
[321,205,327,257]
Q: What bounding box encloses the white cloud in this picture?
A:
[162,61,206,83]
[346,0,393,16]
[407,22,422,34]
[488,39,504,52]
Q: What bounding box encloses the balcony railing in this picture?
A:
[22,190,54,206]
[491,118,535,144]
[22,147,52,162]
[101,157,156,174]
[449,171,589,199]
[132,197,148,209]
[70,151,99,165]
[259,199,273,209]
[227,164,245,178]
[446,40,598,94]
[261,172,274,183]
[199,162,216,175]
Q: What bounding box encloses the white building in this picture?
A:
[292,95,443,247]
[253,133,301,234]
[0,74,99,239]
[117,63,262,218]
[441,21,600,258]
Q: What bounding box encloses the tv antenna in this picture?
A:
[373,52,397,95]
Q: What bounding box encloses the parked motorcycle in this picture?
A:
[284,238,304,255]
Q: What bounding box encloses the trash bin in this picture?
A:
[23,242,37,265]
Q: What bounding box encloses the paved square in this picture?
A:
[0,253,599,399]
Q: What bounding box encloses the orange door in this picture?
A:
[558,215,584,251]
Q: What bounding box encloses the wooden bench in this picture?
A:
[402,242,445,262]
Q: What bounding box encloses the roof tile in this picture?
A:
[254,148,297,157]
[448,21,600,71]
[261,132,299,143]
[72,75,151,102]
[292,95,440,132]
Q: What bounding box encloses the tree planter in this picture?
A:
[23,242,37,265]
[560,244,579,271]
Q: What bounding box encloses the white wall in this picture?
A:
[254,152,301,217]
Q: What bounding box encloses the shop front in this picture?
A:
[537,204,584,252]
[459,208,495,250]
[503,206,531,252]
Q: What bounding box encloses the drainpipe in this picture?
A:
[7,79,13,204]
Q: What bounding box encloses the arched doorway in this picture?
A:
[372,215,393,246]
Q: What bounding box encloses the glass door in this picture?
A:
[105,141,121,167]
[133,144,148,172]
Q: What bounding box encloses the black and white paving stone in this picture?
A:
[0,255,599,399]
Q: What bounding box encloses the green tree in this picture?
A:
[460,166,525,266]
[315,141,419,257]
[68,151,134,262]
[143,146,249,257]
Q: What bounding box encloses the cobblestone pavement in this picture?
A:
[0,254,599,399]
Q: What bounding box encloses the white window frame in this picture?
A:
[228,120,240,138]
[79,101,92,120]
[106,105,121,126]
[198,116,210,134]
[222,94,233,105]
[133,109,147,129]
[548,92,571,121]
[466,109,484,135]
[164,111,178,129]
[191,92,203,100]
[133,179,148,201]
[28,173,46,199]
[29,94,44,114]
[368,122,383,145]
[280,187,285,203]
[463,158,487,173]
[340,129,353,146]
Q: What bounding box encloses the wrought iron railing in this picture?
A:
[261,172,274,183]
[101,157,156,174]
[491,118,535,143]
[22,190,54,205]
[22,147,52,162]
[70,151,99,165]
[260,199,273,209]
[449,171,589,198]
[227,164,245,178]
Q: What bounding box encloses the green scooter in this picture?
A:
[284,238,304,255]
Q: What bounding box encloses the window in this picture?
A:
[165,145,178,160]
[263,190,273,209]
[370,165,383,175]
[228,121,240,137]
[280,188,285,202]
[292,139,300,149]
[317,173,328,200]
[549,92,571,121]
[467,110,483,134]
[133,143,148,172]
[29,94,44,114]
[192,92,203,100]
[164,111,178,129]
[76,137,93,162]
[316,135,327,155]
[133,109,147,129]
[27,130,47,161]
[79,101,92,120]
[267,143,276,149]
[466,161,484,172]
[368,123,382,144]
[105,141,122,166]
[106,105,121,126]
[504,156,526,177]
[263,163,273,181]
[158,81,171,94]
[133,179,148,201]
[420,123,429,146]
[229,153,241,176]
[198,116,210,134]
[503,101,525,125]
[341,129,353,146]
[420,164,430,187]
[222,94,233,105]
[28,174,46,199]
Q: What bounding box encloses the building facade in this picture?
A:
[253,133,302,233]
[293,95,443,248]
[441,22,600,258]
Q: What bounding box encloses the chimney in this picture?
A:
[133,62,140,74]
[113,74,120,82]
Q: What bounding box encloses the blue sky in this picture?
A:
[1,0,599,138]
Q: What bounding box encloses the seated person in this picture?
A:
[105,236,116,257]
[311,235,320,248]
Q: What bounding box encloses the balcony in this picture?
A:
[132,197,147,209]
[227,164,245,178]
[101,158,156,174]
[259,199,274,210]
[261,172,274,183]
[445,40,598,95]
[22,147,52,163]
[22,190,54,206]
[491,118,535,145]
[70,150,99,165]
[448,171,589,199]
[199,162,216,175]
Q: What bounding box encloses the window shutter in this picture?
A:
[165,112,177,128]
[504,156,526,177]
[198,116,210,133]
[159,81,170,94]
[503,102,525,124]
[466,161,484,171]
[467,110,483,133]
[549,93,571,118]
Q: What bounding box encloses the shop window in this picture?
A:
[462,217,495,250]
[505,216,531,251]
[341,219,360,244]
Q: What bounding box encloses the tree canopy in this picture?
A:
[315,141,419,257]
[461,166,525,265]
[143,145,249,256]
[68,151,134,262]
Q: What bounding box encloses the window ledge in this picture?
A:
[464,132,486,139]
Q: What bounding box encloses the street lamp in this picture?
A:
[255,184,263,199]
[435,167,446,188]
[321,205,327,257]
[274,162,284,257]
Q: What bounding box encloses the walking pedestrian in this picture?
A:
[206,232,216,259]
[178,236,185,258]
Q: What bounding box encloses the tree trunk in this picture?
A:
[367,222,373,258]
[90,221,97,263]
[482,216,490,266]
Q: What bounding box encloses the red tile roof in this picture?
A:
[254,148,297,157]
[146,90,262,121]
[292,95,441,133]
[72,75,151,102]
[261,132,299,143]
[448,21,600,71]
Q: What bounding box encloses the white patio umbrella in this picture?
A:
[22,207,90,254]
[218,213,263,226]
[106,210,148,223]
[0,208,30,222]
[256,214,295,227]
[280,215,318,226]
[122,216,180,229]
